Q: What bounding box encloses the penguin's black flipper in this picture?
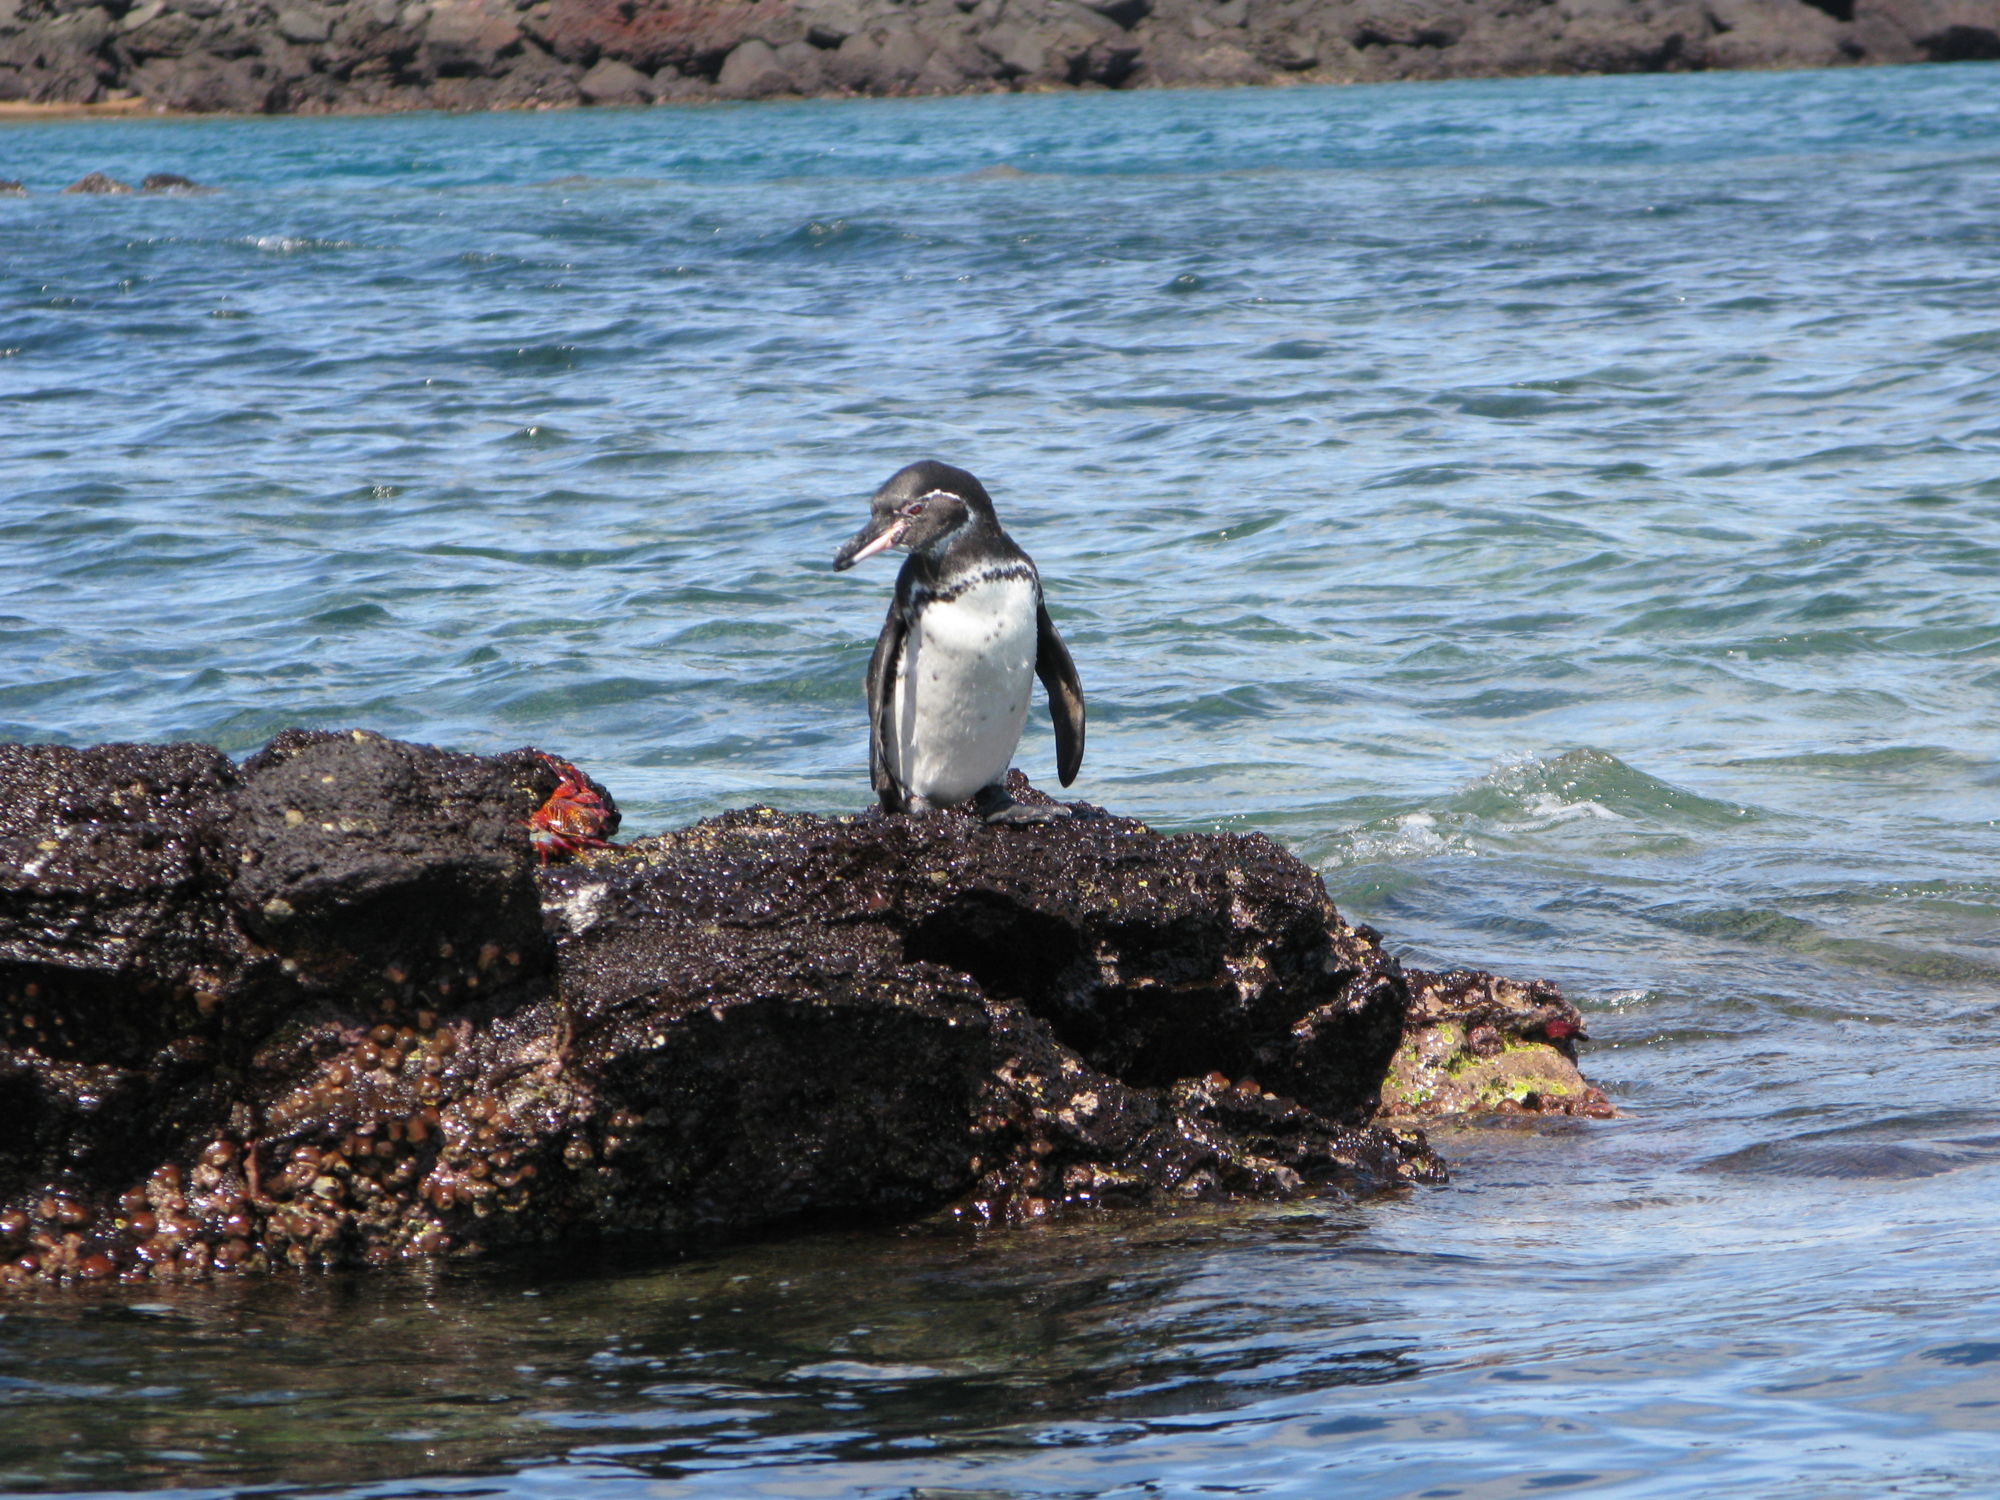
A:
[1035,600,1086,787]
[864,600,907,811]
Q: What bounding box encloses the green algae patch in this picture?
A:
[1375,972,1615,1123]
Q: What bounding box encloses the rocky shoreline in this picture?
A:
[0,0,1993,117]
[0,730,1607,1286]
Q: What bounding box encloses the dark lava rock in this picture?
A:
[230,729,552,1008]
[0,741,241,1068]
[0,743,247,1214]
[140,172,209,192]
[0,734,1601,1287]
[0,180,23,195]
[62,172,132,194]
[540,782,1438,1239]
[529,0,786,78]
[1862,0,2000,59]
[577,56,658,103]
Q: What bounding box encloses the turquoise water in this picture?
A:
[4,62,2000,1497]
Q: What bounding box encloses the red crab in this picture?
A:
[528,752,617,865]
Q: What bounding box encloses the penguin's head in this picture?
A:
[833,460,994,571]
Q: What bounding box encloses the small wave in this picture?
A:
[1360,464,1480,490]
[1701,1119,2000,1181]
[1440,390,1581,419]
[242,235,357,254]
[1331,810,1478,864]
[1723,745,1987,780]
[529,174,673,191]
[1926,1342,2000,1367]
[1642,901,2000,986]
[308,602,392,627]
[784,1359,953,1383]
[1458,748,1759,829]
[1700,1139,1982,1181]
[1321,749,1744,867]
[748,218,922,258]
[1251,339,1334,360]
[1934,327,2000,352]
[1517,790,1622,826]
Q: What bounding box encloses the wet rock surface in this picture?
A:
[1378,966,1614,1120]
[0,734,1599,1286]
[61,169,130,192]
[0,0,1989,116]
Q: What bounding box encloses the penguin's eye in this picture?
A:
[899,499,928,518]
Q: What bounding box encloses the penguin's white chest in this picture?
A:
[889,573,1039,806]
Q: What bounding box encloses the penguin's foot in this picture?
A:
[973,784,1069,825]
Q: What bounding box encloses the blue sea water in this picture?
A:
[3,60,2000,1498]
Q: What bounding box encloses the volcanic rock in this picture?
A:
[1378,968,1614,1119]
[0,0,1984,112]
[0,740,240,1068]
[425,1,525,76]
[62,171,131,193]
[578,55,657,102]
[0,733,1600,1287]
[713,37,793,95]
[1869,0,2000,57]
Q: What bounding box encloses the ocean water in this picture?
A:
[4,61,2000,1497]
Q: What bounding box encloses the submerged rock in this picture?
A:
[0,733,1600,1286]
[62,172,132,194]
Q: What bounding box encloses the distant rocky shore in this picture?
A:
[0,0,1994,116]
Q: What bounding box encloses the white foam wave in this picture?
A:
[244,234,356,254]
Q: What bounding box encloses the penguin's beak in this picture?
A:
[833,513,908,571]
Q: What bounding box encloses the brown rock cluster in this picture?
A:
[0,0,1992,115]
[1,731,1601,1286]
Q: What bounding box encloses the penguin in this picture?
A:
[832,460,1085,824]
